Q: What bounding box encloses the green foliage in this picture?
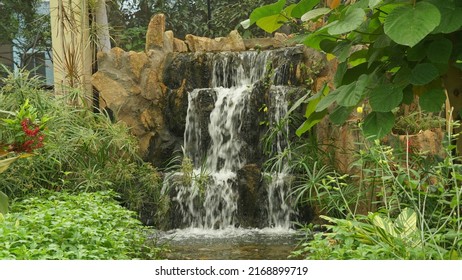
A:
[293,209,429,260]
[0,69,168,226]
[383,2,440,47]
[245,0,462,139]
[292,133,462,260]
[0,191,163,259]
[0,190,8,215]
[393,110,445,135]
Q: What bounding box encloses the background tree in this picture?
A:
[0,0,51,70]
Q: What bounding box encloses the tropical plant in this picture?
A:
[244,0,462,139]
[0,190,164,259]
[0,98,48,214]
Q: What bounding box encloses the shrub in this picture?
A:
[0,191,164,259]
[0,69,169,225]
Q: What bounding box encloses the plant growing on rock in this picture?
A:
[244,0,462,139]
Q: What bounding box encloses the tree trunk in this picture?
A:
[95,0,111,53]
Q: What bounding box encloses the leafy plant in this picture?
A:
[0,190,164,259]
[0,68,169,227]
[292,130,462,259]
[293,208,429,260]
[0,99,49,214]
[244,0,462,139]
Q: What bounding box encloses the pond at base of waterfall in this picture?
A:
[157,227,299,260]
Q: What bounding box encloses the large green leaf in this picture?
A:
[330,106,354,125]
[407,41,427,62]
[333,62,348,88]
[369,84,403,112]
[304,88,326,118]
[337,74,368,107]
[0,191,8,215]
[419,88,446,112]
[292,0,319,18]
[410,63,439,86]
[296,110,327,136]
[256,5,295,33]
[301,7,331,22]
[249,0,286,25]
[369,0,382,10]
[393,65,412,88]
[328,7,366,35]
[394,208,417,239]
[428,0,462,34]
[384,2,441,47]
[363,111,395,139]
[426,38,453,64]
[316,86,341,112]
[332,41,353,63]
[372,214,398,237]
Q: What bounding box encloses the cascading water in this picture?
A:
[158,46,315,259]
[167,49,297,231]
[266,85,293,229]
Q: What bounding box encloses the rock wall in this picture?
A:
[92,13,332,168]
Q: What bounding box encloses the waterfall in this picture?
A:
[171,49,295,229]
[267,86,292,229]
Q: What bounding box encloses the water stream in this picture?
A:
[161,49,298,259]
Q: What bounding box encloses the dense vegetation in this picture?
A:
[108,0,297,51]
[247,0,462,259]
[0,69,167,259]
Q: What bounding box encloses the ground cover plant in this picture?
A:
[0,190,162,260]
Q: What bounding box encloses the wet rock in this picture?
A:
[163,52,212,90]
[236,164,267,228]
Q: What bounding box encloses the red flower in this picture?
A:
[21,118,40,137]
[8,118,46,153]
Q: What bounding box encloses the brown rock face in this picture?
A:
[146,14,166,52]
[92,13,324,167]
[185,30,245,52]
[173,38,188,52]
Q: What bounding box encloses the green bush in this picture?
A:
[0,69,169,225]
[0,191,163,259]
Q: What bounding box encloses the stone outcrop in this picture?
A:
[185,30,246,52]
[92,13,331,168]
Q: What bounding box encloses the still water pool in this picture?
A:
[157,228,299,260]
